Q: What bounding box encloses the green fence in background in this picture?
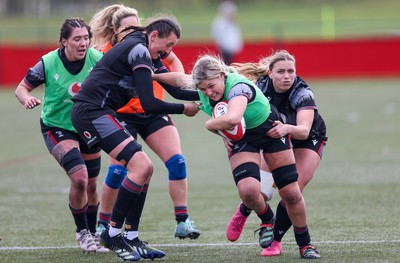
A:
[0,0,399,44]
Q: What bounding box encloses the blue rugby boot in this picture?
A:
[125,237,166,260]
[174,217,201,239]
[99,228,140,261]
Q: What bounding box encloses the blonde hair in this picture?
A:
[191,55,236,88]
[231,62,268,82]
[89,4,140,51]
[260,50,296,71]
[231,50,296,82]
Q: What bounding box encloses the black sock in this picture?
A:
[86,204,99,234]
[111,177,142,229]
[256,203,274,224]
[98,212,111,228]
[274,201,293,241]
[294,225,311,247]
[174,206,189,223]
[240,203,252,217]
[70,203,88,232]
[125,184,149,231]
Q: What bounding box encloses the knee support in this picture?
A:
[165,154,187,181]
[232,162,260,185]
[116,140,142,166]
[272,164,298,189]
[105,164,127,189]
[60,148,85,175]
[85,157,101,178]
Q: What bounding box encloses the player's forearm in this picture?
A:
[153,72,191,88]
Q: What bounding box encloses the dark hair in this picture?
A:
[119,16,181,41]
[59,18,92,45]
[145,17,181,38]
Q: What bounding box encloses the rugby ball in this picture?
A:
[260,170,276,201]
[212,101,246,141]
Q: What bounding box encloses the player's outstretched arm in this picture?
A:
[153,72,192,88]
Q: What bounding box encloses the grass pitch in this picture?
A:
[0,78,400,262]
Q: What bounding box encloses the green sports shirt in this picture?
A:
[198,72,270,129]
[41,48,102,132]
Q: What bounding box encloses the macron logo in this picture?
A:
[54,74,59,81]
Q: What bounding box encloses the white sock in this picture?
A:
[108,226,121,238]
[125,230,139,240]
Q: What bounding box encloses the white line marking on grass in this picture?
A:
[0,245,77,251]
[1,240,400,251]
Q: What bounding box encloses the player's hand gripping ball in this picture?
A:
[212,101,246,141]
